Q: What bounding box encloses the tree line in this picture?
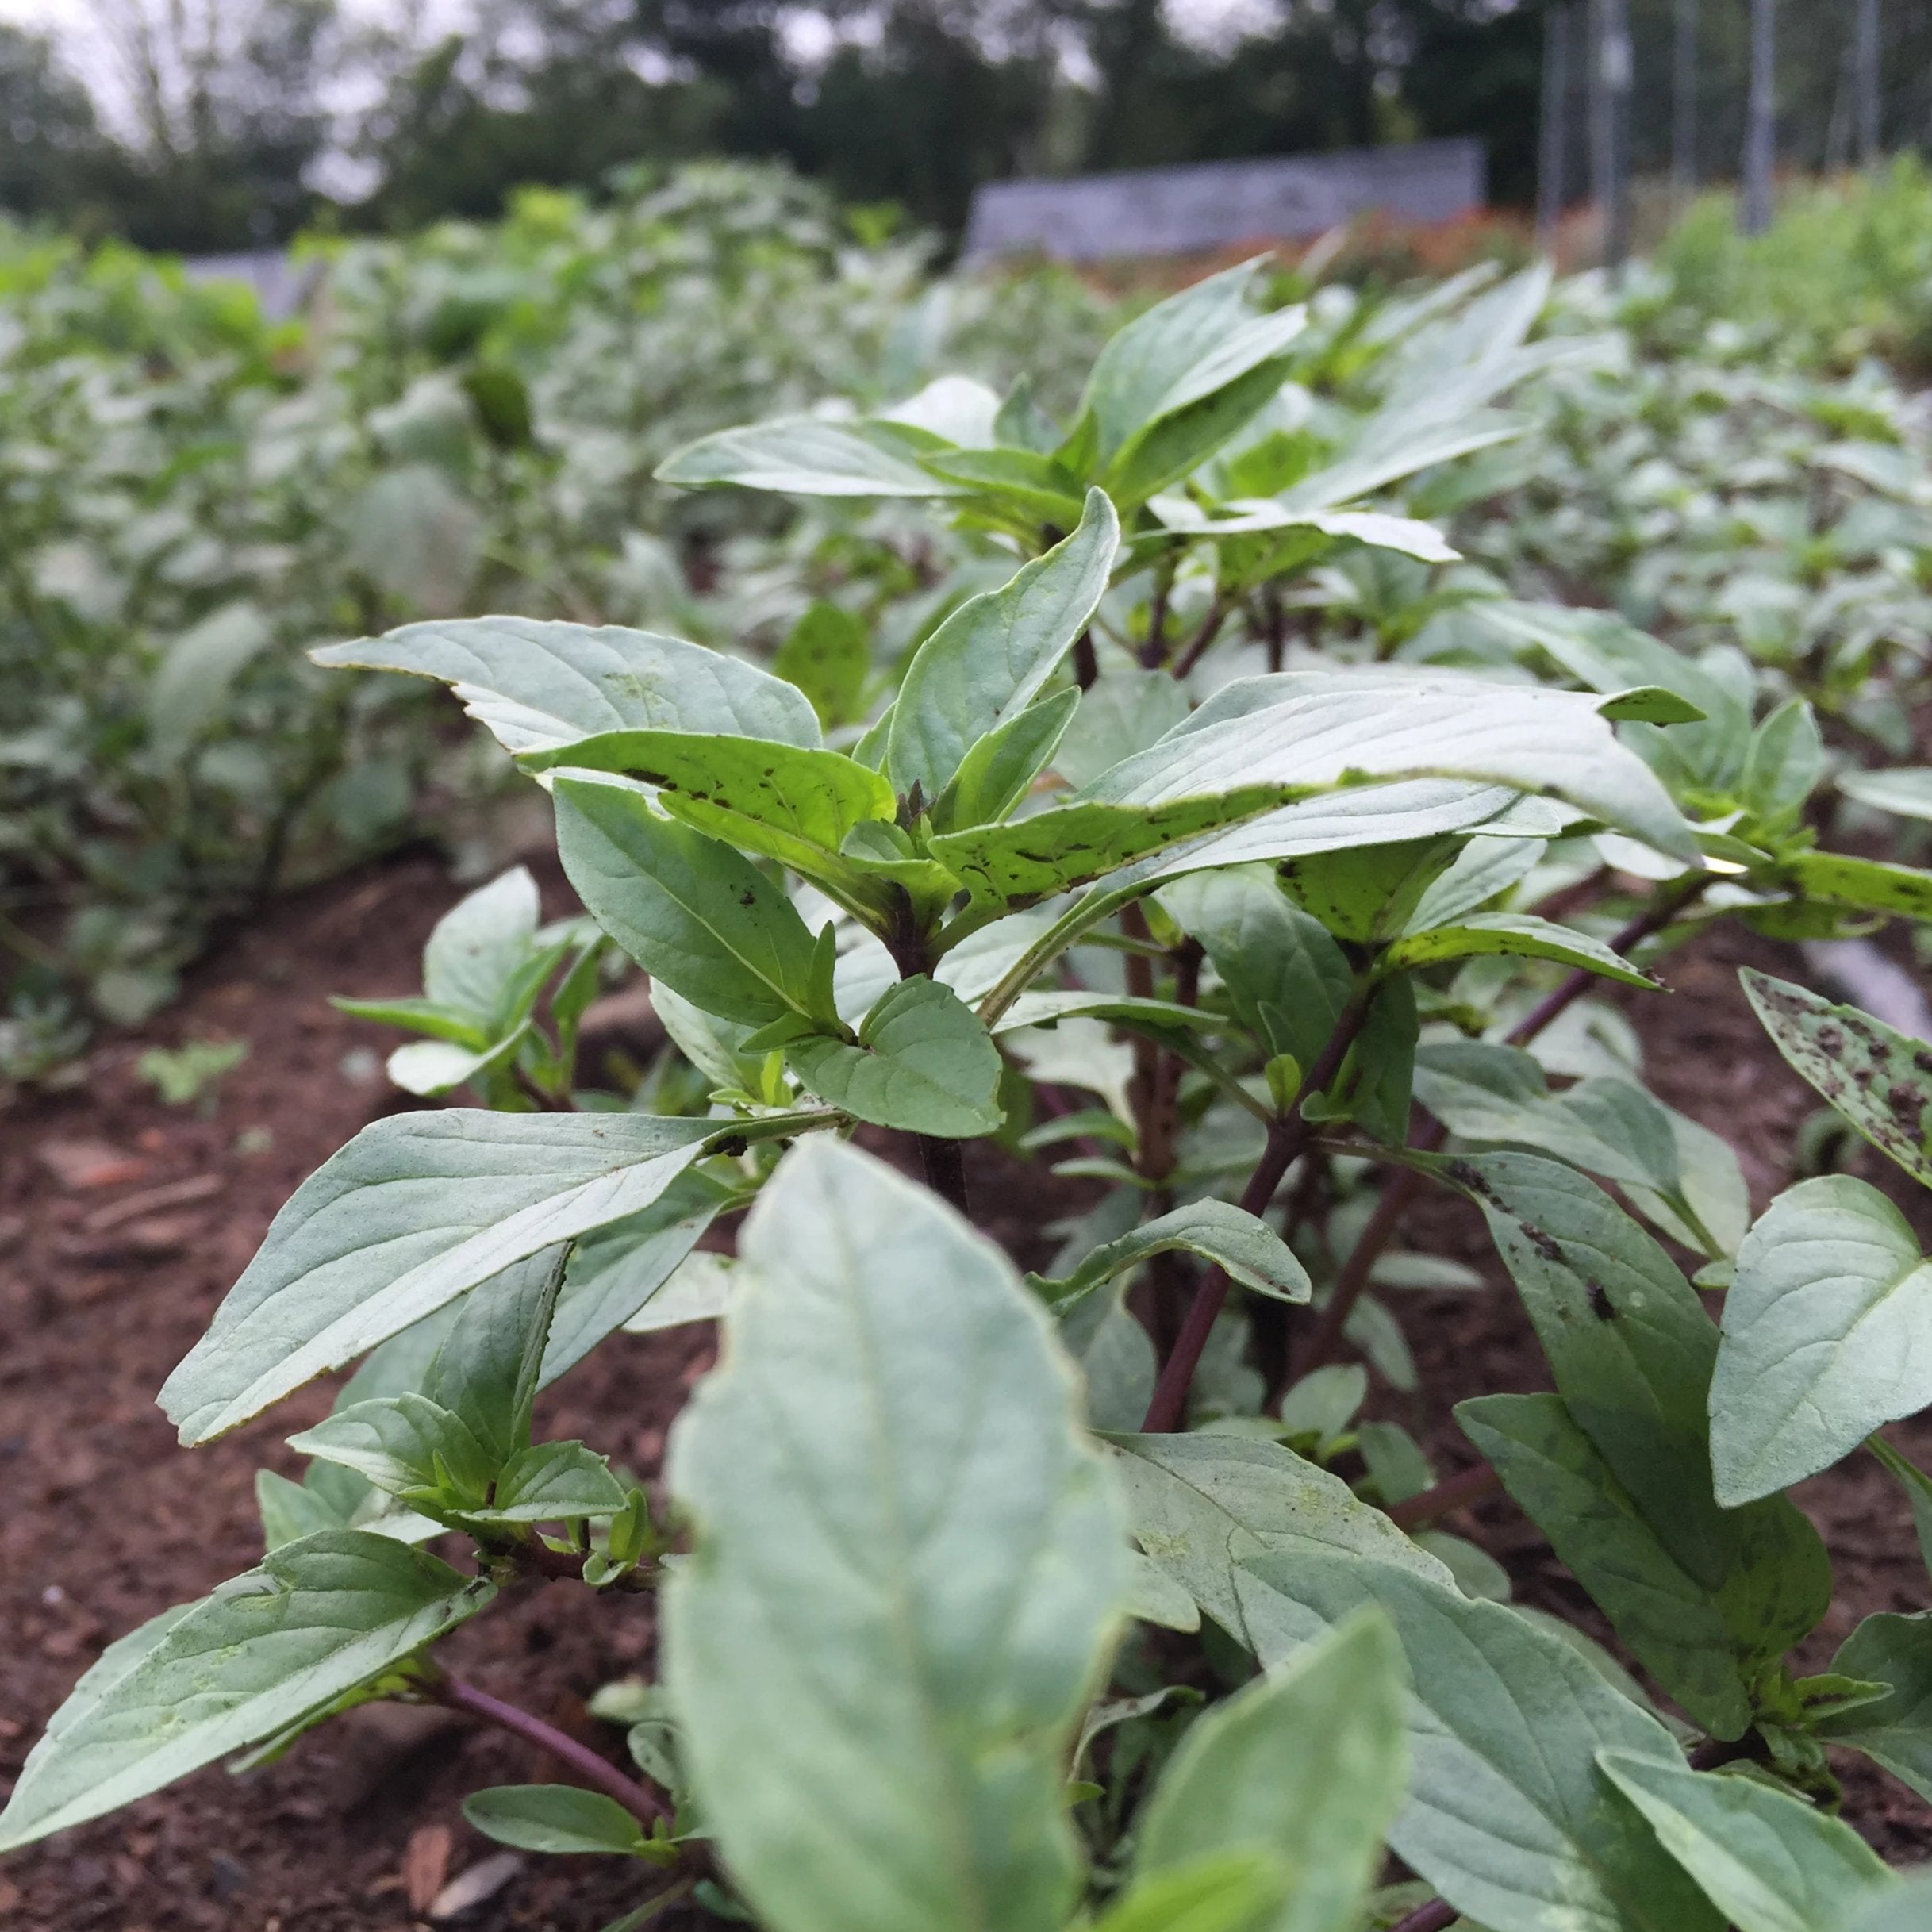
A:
[0,1,1925,256]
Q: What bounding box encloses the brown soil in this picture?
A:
[3,863,1931,1927]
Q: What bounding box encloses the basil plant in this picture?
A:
[11,262,1932,1932]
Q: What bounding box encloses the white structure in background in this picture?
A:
[961,140,1486,264]
[182,251,322,321]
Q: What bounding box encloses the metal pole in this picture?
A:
[1593,0,1633,272]
[1538,2,1572,252]
[1855,0,1881,167]
[1671,0,1699,204]
[1742,0,1776,236]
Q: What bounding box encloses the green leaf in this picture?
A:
[540,1173,732,1384]
[420,866,542,1022]
[384,1028,529,1099]
[887,489,1116,806]
[1596,1750,1893,1932]
[1741,969,1932,1190]
[1231,1550,1723,1932]
[1817,1611,1932,1803]
[474,1439,630,1523]
[917,445,1088,527]
[1446,1152,1829,1630]
[663,1139,1127,1932]
[1078,260,1304,496]
[1868,1438,1932,1583]
[159,1109,721,1443]
[1028,1200,1311,1310]
[288,1394,497,1509]
[1089,1853,1292,1932]
[655,415,962,497]
[785,974,1003,1136]
[463,1785,655,1857]
[932,790,1282,906]
[327,994,486,1047]
[1135,1611,1407,1932]
[421,1243,567,1465]
[1458,1393,1756,1738]
[1405,836,1548,932]
[935,686,1080,834]
[1742,697,1825,832]
[553,778,824,1027]
[147,600,272,751]
[1383,912,1659,989]
[1838,767,1932,823]
[1277,836,1459,944]
[1158,865,1353,1071]
[531,735,894,896]
[773,601,871,728]
[1413,1045,1719,1246]
[1083,674,1696,862]
[1786,851,1932,920]
[1846,1876,1932,1932]
[311,615,820,754]
[1711,1176,1932,1505]
[1109,1432,1450,1638]
[0,1533,489,1852]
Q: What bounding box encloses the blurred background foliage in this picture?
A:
[4,0,1927,252]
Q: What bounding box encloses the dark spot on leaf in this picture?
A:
[1817,1024,1845,1054]
[714,1134,748,1158]
[1522,1222,1566,1265]
[1588,1280,1615,1320]
[739,890,756,907]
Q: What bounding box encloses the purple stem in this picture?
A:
[436,1674,669,1829]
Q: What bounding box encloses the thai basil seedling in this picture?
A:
[13,267,1932,1932]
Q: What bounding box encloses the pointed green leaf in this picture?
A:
[159,1110,721,1442]
[663,1139,1127,1932]
[1445,1152,1830,1637]
[417,1244,567,1465]
[785,975,1002,1135]
[1231,1550,1723,1932]
[1135,1611,1407,1932]
[1028,1201,1311,1311]
[1741,969,1932,1189]
[1711,1176,1932,1505]
[1596,1750,1893,1932]
[417,866,542,1021]
[1816,1610,1932,1803]
[553,777,823,1027]
[311,615,819,754]
[287,1393,497,1508]
[1458,1393,1755,1738]
[1838,768,1932,823]
[540,1173,733,1384]
[1787,851,1932,920]
[0,1534,489,1852]
[932,790,1283,906]
[1083,675,1696,863]
[463,1784,655,1857]
[1158,865,1354,1071]
[1078,259,1300,472]
[936,686,1080,833]
[472,1439,629,1523]
[655,415,963,497]
[530,735,893,893]
[888,489,1117,805]
[1384,912,1659,989]
[1109,1433,1450,1638]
